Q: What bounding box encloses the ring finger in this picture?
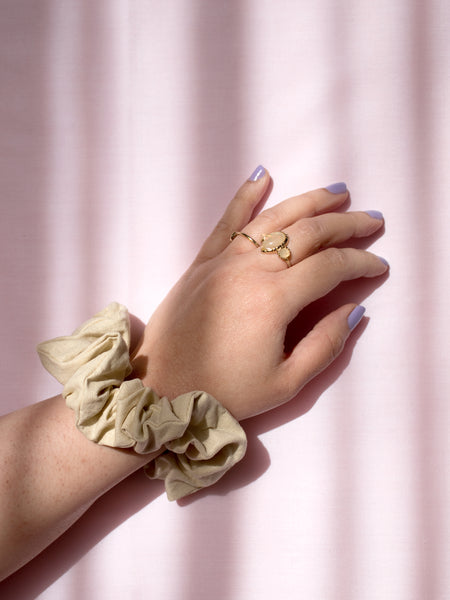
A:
[230,210,384,270]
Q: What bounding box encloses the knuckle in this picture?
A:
[297,218,326,251]
[323,247,348,269]
[214,217,232,236]
[257,209,277,228]
[308,325,346,367]
[258,201,291,229]
[300,193,316,214]
[322,328,346,361]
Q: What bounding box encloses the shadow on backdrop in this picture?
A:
[1,1,419,599]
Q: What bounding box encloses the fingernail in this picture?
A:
[325,182,347,194]
[348,305,366,331]
[248,165,266,182]
[365,210,384,220]
[378,256,390,268]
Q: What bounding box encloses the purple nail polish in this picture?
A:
[325,182,347,194]
[347,305,366,331]
[248,165,266,182]
[378,256,390,268]
[365,210,384,220]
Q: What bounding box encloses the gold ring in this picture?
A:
[230,231,260,247]
[260,231,292,267]
[230,230,292,267]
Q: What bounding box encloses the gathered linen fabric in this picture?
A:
[36,302,247,501]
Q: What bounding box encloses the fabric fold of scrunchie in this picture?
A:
[36,302,247,501]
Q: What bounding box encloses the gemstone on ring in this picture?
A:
[260,231,291,266]
[230,230,291,267]
[260,231,288,253]
[278,246,291,261]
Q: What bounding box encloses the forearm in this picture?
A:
[0,395,159,581]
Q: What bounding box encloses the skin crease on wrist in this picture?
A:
[0,168,388,581]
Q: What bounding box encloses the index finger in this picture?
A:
[196,166,271,262]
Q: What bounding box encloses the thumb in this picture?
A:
[282,304,366,394]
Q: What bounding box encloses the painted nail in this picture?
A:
[248,165,266,182]
[325,182,347,194]
[348,305,366,331]
[378,256,390,268]
[365,210,384,220]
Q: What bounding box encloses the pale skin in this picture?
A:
[0,169,388,580]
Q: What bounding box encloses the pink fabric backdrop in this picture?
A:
[1,1,449,598]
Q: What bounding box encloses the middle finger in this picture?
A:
[238,210,384,272]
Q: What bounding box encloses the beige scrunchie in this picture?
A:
[36,303,247,501]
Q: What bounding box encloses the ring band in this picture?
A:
[230,231,260,247]
[230,230,292,267]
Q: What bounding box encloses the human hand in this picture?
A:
[131,167,388,421]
